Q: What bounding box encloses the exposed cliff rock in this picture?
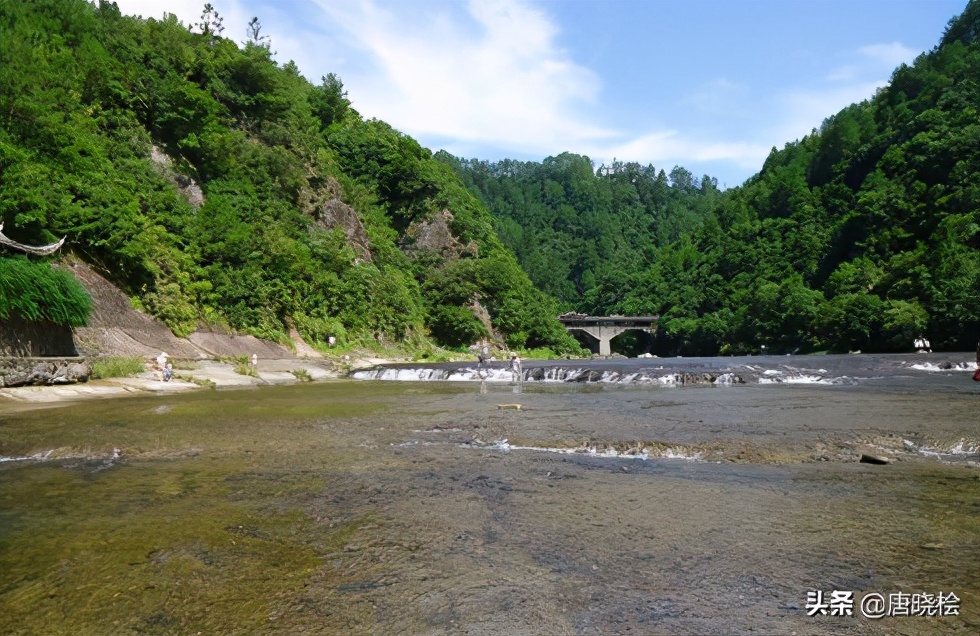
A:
[149,146,204,209]
[403,210,478,259]
[470,297,505,349]
[300,180,373,263]
[315,199,373,263]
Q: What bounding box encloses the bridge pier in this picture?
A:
[577,325,628,356]
[557,315,659,357]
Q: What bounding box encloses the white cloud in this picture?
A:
[827,41,920,83]
[583,131,771,173]
[858,42,919,67]
[773,80,884,143]
[307,0,616,153]
[107,1,932,187]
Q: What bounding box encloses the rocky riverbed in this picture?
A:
[1,374,978,635]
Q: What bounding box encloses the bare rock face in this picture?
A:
[315,198,373,263]
[297,180,373,263]
[469,297,504,349]
[403,210,478,259]
[186,329,292,359]
[149,146,204,209]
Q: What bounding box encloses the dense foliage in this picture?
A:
[451,2,980,355]
[0,0,579,353]
[441,152,720,310]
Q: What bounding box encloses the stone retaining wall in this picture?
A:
[0,315,77,357]
[0,357,90,388]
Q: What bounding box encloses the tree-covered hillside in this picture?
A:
[452,1,980,355]
[0,0,579,354]
[441,152,720,312]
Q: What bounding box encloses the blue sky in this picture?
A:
[114,0,966,188]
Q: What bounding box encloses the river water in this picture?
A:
[1,353,978,634]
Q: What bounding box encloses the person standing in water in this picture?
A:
[973,340,980,382]
[510,352,522,380]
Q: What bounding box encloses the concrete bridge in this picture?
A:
[557,314,659,356]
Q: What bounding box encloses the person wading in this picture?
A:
[974,340,980,382]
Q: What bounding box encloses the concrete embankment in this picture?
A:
[0,358,340,408]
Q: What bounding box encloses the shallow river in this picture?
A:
[1,353,978,634]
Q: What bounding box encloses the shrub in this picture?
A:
[90,356,145,379]
[0,258,92,326]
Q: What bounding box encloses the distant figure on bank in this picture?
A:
[156,352,168,380]
[510,352,522,380]
[251,353,258,369]
[163,363,173,382]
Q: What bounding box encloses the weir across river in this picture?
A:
[557,314,659,356]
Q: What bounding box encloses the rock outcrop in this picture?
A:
[403,210,478,259]
[0,358,90,387]
[149,145,204,209]
[314,198,373,263]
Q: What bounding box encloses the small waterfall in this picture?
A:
[352,364,747,386]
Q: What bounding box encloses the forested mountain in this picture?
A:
[438,152,720,311]
[4,0,977,359]
[450,1,980,355]
[0,0,579,354]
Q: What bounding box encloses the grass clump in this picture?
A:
[90,356,145,379]
[290,369,312,382]
[175,374,216,389]
[0,257,92,326]
[229,355,258,377]
[234,363,258,377]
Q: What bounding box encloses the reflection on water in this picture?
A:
[1,366,978,634]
